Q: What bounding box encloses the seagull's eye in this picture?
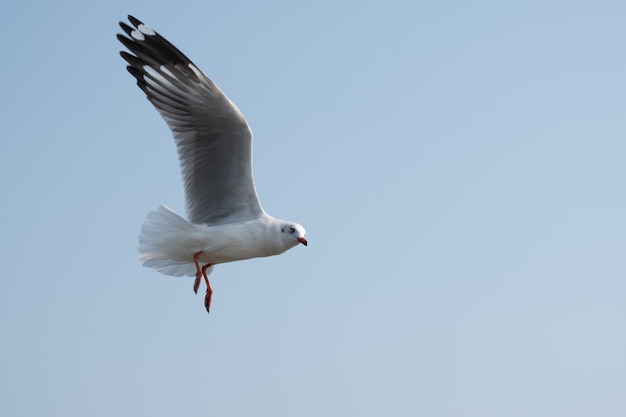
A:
[289,226,295,234]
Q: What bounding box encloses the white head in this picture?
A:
[279,222,308,248]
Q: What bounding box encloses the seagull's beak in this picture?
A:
[297,237,308,246]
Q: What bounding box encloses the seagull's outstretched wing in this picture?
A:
[118,15,264,225]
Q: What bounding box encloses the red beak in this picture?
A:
[297,237,308,246]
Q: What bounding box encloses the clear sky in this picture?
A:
[1,0,625,416]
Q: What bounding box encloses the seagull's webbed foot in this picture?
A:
[202,263,213,313]
[193,250,213,313]
[192,250,204,294]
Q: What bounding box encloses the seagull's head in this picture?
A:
[280,222,307,247]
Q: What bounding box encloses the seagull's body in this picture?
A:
[117,16,307,313]
[139,205,303,275]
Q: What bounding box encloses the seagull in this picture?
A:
[117,15,307,314]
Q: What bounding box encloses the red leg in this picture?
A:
[192,250,204,294]
[202,263,213,313]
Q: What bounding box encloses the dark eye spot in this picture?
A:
[289,226,295,234]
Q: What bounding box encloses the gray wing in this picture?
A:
[118,15,264,225]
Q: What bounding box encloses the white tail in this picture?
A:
[138,205,207,277]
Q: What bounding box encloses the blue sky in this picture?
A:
[1,0,625,416]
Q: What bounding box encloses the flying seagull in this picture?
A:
[117,15,307,313]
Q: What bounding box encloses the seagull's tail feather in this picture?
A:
[138,204,204,277]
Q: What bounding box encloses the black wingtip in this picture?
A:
[119,51,141,68]
[118,22,133,37]
[116,33,137,52]
[116,33,128,44]
[127,15,143,27]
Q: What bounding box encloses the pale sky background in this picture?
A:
[1,1,625,416]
